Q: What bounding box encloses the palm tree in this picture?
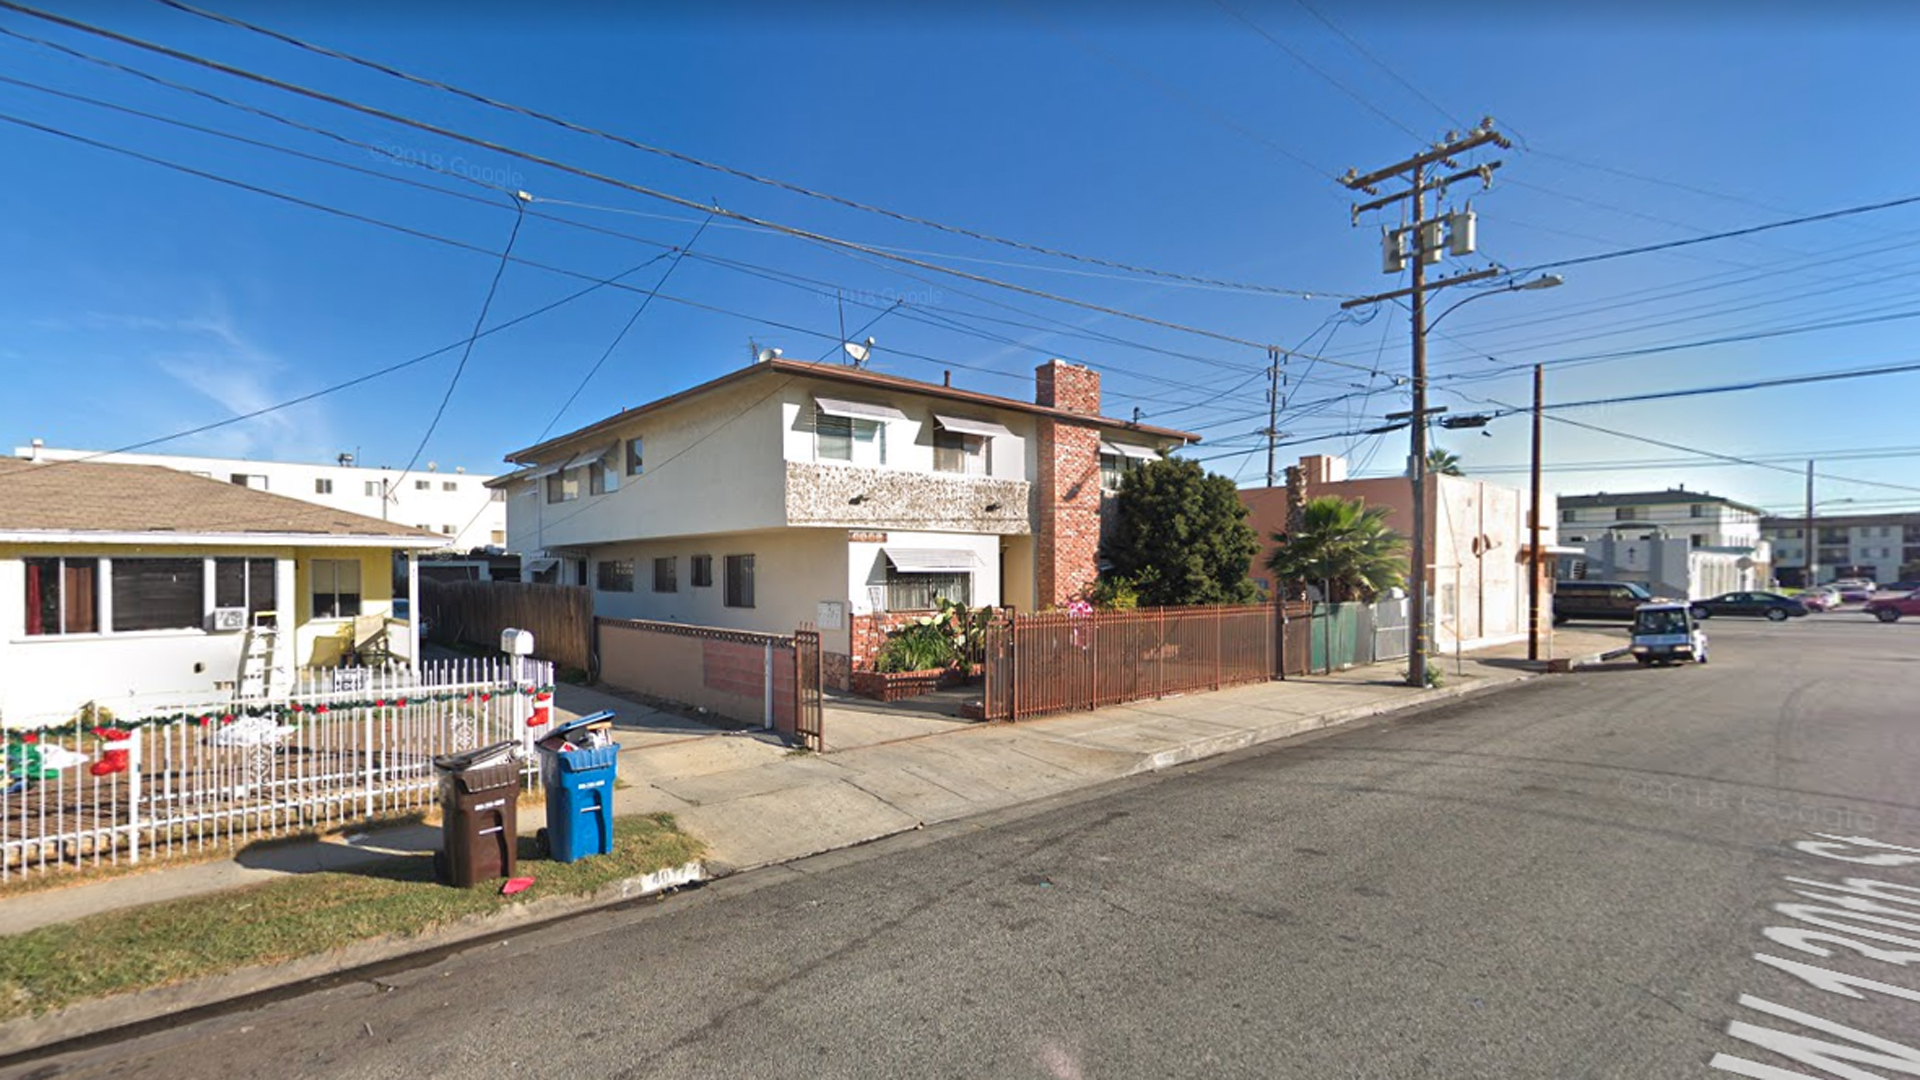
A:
[1265,495,1408,603]
[1424,446,1464,477]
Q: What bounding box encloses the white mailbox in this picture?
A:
[500,628,536,657]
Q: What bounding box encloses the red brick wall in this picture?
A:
[849,611,932,672]
[1035,360,1103,608]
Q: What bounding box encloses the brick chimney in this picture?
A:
[1034,360,1103,607]
[1036,359,1101,415]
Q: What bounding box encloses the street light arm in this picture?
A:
[1425,273,1563,332]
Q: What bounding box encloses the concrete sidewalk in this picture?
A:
[0,628,1625,937]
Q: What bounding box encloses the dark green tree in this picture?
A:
[1102,458,1261,607]
[1265,495,1408,603]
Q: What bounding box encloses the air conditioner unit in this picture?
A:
[211,607,248,632]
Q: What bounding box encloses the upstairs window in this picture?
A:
[934,430,987,475]
[589,459,618,496]
[415,480,430,491]
[626,437,644,476]
[230,473,267,491]
[1690,504,1705,518]
[1560,509,1577,523]
[1614,507,1635,521]
[365,480,382,497]
[546,469,580,504]
[817,412,886,465]
[691,554,713,588]
[315,478,334,495]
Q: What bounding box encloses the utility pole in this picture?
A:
[1341,119,1511,689]
[1805,459,1816,587]
[1264,346,1283,486]
[1527,363,1544,662]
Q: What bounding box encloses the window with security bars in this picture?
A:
[653,556,677,593]
[691,554,713,588]
[597,559,634,592]
[884,570,970,611]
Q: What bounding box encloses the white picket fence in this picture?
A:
[0,658,553,880]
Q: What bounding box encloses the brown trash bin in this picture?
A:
[432,741,521,887]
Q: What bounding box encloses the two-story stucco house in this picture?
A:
[490,358,1197,687]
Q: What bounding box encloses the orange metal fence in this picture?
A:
[982,602,1314,721]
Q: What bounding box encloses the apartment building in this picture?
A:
[1761,510,1920,585]
[13,444,506,552]
[491,357,1196,688]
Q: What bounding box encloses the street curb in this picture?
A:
[0,644,1621,1062]
[0,859,707,1061]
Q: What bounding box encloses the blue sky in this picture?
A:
[4,2,1919,519]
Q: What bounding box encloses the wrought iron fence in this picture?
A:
[1,658,550,880]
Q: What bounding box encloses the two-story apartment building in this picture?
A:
[13,444,506,552]
[491,358,1196,687]
[1556,487,1770,596]
[1557,487,1765,549]
[1762,510,1920,585]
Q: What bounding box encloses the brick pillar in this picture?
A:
[1035,360,1103,607]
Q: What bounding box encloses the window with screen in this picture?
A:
[311,558,363,619]
[112,558,205,632]
[724,554,755,608]
[885,570,970,611]
[653,556,678,593]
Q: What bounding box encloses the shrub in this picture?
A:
[874,621,959,673]
[1087,575,1141,611]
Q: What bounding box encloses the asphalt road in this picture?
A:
[15,612,1920,1079]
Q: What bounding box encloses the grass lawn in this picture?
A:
[0,813,701,1022]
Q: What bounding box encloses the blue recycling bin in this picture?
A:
[536,713,619,862]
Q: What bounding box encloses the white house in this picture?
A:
[491,357,1197,688]
[15,444,507,552]
[1557,487,1771,595]
[0,459,444,727]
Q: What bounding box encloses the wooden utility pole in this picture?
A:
[1264,346,1283,486]
[1340,120,1511,689]
[1527,363,1544,662]
[1805,459,1816,587]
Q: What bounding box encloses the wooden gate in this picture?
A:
[793,626,824,752]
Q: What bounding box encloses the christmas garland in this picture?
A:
[6,683,557,740]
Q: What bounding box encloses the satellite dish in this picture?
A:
[842,336,874,367]
[755,346,783,363]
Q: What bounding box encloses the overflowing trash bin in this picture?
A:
[534,711,619,863]
[431,740,522,887]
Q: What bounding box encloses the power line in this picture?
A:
[0,42,1310,407]
[390,199,526,492]
[1513,190,1920,275]
[1289,0,1464,129]
[1209,0,1423,140]
[0,1,1338,360]
[146,0,1327,300]
[534,215,711,442]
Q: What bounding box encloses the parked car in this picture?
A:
[1690,591,1809,621]
[1630,602,1709,666]
[1864,592,1920,622]
[1796,587,1840,612]
[1553,580,1670,623]
[1832,580,1877,603]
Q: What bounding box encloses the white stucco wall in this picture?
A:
[845,530,1003,616]
[19,447,504,551]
